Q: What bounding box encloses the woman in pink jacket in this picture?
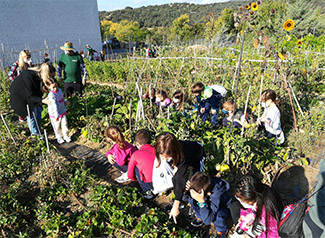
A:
[105,126,137,183]
[127,129,155,199]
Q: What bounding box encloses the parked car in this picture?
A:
[107,37,121,49]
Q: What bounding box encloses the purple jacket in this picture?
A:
[105,141,137,166]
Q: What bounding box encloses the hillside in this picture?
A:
[99,1,249,28]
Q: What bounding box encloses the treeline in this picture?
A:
[99,0,325,45]
[99,1,249,28]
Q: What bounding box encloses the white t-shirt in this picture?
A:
[261,104,284,143]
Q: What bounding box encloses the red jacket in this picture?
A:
[127,144,155,183]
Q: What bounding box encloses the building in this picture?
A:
[0,0,102,67]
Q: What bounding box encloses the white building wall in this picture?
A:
[0,0,102,67]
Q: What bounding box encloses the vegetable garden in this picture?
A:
[0,11,325,238]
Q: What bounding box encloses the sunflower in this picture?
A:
[296,39,303,46]
[283,19,295,31]
[270,8,276,15]
[251,2,258,11]
[245,4,250,10]
[257,0,262,5]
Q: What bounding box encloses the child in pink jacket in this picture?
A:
[127,129,155,199]
[105,126,137,183]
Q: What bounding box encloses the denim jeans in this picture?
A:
[27,105,42,136]
[113,162,128,173]
[135,167,153,192]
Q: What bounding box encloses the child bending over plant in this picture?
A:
[230,174,283,238]
[186,172,232,238]
[192,82,222,127]
[45,78,71,144]
[222,100,248,130]
[105,126,137,183]
[155,89,171,107]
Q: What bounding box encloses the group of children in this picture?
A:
[143,83,284,144]
[102,124,284,238]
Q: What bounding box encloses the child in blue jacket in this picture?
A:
[186,172,232,238]
[192,82,222,127]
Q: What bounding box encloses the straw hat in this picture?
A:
[60,42,74,50]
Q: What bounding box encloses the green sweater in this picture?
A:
[58,53,83,83]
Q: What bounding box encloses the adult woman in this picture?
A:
[10,63,56,136]
[8,50,32,82]
[155,132,205,223]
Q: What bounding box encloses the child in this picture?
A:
[171,90,184,111]
[256,89,284,144]
[45,78,71,144]
[143,87,156,104]
[156,90,171,107]
[222,100,248,130]
[43,53,50,63]
[231,174,283,238]
[192,82,222,127]
[186,172,232,238]
[105,126,137,183]
[127,129,155,199]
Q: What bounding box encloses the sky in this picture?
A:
[97,0,228,11]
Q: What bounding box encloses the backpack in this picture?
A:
[278,185,324,238]
[152,158,174,194]
[209,85,227,97]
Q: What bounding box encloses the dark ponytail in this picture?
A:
[235,174,283,234]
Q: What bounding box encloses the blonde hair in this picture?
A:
[18,50,31,69]
[29,63,56,84]
[222,100,236,112]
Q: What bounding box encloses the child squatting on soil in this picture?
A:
[105,126,137,183]
[127,129,155,200]
[45,78,71,144]
[222,100,248,130]
[155,89,171,107]
[186,172,232,238]
[230,174,283,238]
[192,82,222,127]
[256,89,284,144]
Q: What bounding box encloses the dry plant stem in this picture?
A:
[279,63,298,132]
[145,115,157,133]
[242,84,251,137]
[0,114,16,145]
[105,222,133,236]
[129,99,132,130]
[1,229,6,238]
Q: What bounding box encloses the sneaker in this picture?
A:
[63,136,71,143]
[215,230,227,238]
[191,218,203,227]
[57,138,65,144]
[144,190,154,200]
[115,172,131,183]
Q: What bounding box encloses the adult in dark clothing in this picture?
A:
[186,172,232,237]
[10,63,56,136]
[57,42,87,97]
[155,132,205,223]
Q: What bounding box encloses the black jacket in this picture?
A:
[172,141,205,201]
[10,69,43,118]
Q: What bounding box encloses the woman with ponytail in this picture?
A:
[104,126,137,183]
[231,174,283,238]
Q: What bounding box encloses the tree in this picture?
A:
[100,20,120,40]
[169,14,194,42]
[115,20,145,42]
[285,0,325,37]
